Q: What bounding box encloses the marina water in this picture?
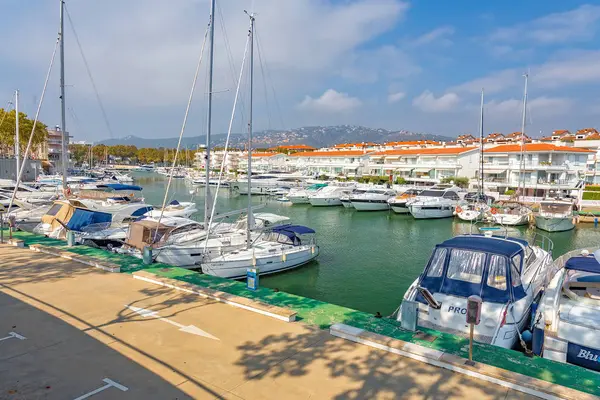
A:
[137,172,600,316]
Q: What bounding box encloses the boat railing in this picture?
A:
[530,232,554,256]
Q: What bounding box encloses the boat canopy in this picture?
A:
[272,225,315,236]
[65,208,112,231]
[41,200,87,232]
[97,183,143,191]
[565,256,600,274]
[417,235,527,304]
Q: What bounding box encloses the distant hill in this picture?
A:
[98,125,454,149]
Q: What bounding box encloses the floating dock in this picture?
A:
[1,230,599,399]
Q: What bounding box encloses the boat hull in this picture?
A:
[288,196,310,204]
[309,197,342,206]
[409,205,454,219]
[457,210,483,221]
[351,200,389,211]
[535,216,575,232]
[492,213,530,226]
[389,202,410,214]
[340,199,354,208]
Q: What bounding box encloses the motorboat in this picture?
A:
[233,173,312,195]
[532,249,600,371]
[308,185,353,207]
[350,188,396,211]
[340,188,365,208]
[33,200,113,239]
[388,188,422,214]
[0,179,58,204]
[491,201,532,226]
[144,200,197,219]
[287,183,328,204]
[201,225,319,279]
[408,186,462,219]
[455,202,490,222]
[398,229,556,349]
[535,199,575,232]
[132,165,154,172]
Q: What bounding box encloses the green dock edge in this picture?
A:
[6,229,600,395]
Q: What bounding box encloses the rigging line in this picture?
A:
[68,107,86,140]
[9,35,60,213]
[216,0,246,123]
[255,26,286,130]
[0,99,15,134]
[64,3,115,139]
[203,23,251,259]
[154,16,210,240]
[255,26,272,131]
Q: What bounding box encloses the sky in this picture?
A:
[1,0,600,143]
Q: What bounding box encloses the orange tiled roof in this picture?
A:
[383,140,440,146]
[585,133,600,140]
[333,142,378,148]
[251,152,278,158]
[372,147,478,156]
[552,129,570,136]
[561,135,575,142]
[487,133,504,138]
[290,150,368,157]
[484,143,593,153]
[267,144,315,151]
[540,136,555,142]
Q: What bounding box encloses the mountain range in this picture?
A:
[98,125,454,149]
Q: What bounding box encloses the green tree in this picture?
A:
[441,176,469,188]
[0,108,48,158]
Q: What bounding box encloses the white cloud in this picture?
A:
[450,70,521,95]
[338,45,420,84]
[412,26,455,46]
[299,89,362,112]
[490,4,600,44]
[485,96,572,122]
[387,91,405,103]
[412,91,459,112]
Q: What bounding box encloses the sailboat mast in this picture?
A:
[59,0,68,190]
[204,0,216,228]
[246,11,255,248]
[519,74,528,201]
[15,89,20,178]
[479,88,484,196]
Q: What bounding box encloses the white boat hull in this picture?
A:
[410,205,454,219]
[351,200,389,211]
[457,209,483,222]
[492,213,530,226]
[535,216,575,232]
[202,246,319,279]
[340,199,354,208]
[309,197,342,207]
[288,195,310,204]
[389,203,410,214]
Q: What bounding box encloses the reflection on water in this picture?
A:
[136,172,600,315]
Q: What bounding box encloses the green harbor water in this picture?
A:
[136,172,600,316]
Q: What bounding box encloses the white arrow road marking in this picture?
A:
[125,305,219,340]
[73,378,128,400]
[0,331,26,342]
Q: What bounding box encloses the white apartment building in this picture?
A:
[482,143,591,194]
[367,147,480,183]
[238,153,289,172]
[194,149,242,172]
[288,150,370,177]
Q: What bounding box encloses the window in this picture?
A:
[46,204,62,216]
[426,248,447,277]
[487,255,507,290]
[447,249,485,284]
[511,254,523,287]
[442,191,460,200]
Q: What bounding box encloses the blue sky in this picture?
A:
[1,0,599,142]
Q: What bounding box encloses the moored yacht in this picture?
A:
[532,249,600,371]
[535,198,575,232]
[398,229,556,349]
[408,186,462,219]
[340,188,366,208]
[287,183,328,204]
[308,185,353,207]
[350,188,396,211]
[234,173,311,195]
[388,188,421,214]
[491,201,532,226]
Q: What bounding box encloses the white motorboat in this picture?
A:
[491,201,532,226]
[398,229,556,349]
[408,186,462,219]
[350,188,396,211]
[340,188,365,208]
[0,179,57,204]
[532,249,600,371]
[144,200,197,219]
[388,189,421,214]
[201,225,319,279]
[233,173,312,195]
[288,183,328,204]
[535,199,575,232]
[33,200,113,239]
[133,165,154,172]
[308,185,353,207]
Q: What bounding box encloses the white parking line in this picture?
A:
[0,331,26,342]
[73,378,128,400]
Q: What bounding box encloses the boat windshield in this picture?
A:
[540,202,572,214]
[419,190,444,197]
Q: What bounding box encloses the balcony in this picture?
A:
[483,161,585,171]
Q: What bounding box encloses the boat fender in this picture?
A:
[456,206,463,213]
[491,207,498,214]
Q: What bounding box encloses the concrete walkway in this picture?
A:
[0,245,535,399]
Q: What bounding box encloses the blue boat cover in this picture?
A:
[565,256,600,274]
[65,208,112,231]
[131,206,153,216]
[169,200,181,205]
[97,183,143,191]
[272,225,316,235]
[439,235,526,258]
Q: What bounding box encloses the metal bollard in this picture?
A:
[143,246,153,265]
[67,231,76,247]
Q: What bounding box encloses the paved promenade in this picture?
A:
[0,245,534,399]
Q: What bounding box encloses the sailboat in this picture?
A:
[457,89,490,222]
[200,11,319,279]
[491,74,532,226]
